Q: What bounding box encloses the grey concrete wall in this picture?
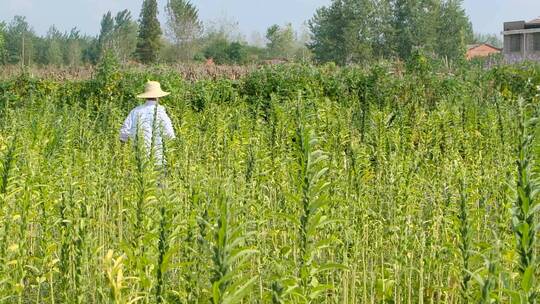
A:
[505,21,526,31]
[504,32,540,63]
[505,52,540,63]
[525,33,540,57]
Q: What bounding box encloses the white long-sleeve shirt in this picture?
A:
[119,100,175,163]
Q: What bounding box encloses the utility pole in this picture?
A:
[21,32,25,68]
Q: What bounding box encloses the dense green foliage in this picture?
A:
[201,38,247,65]
[0,22,6,64]
[309,0,473,64]
[1,62,540,303]
[97,10,139,64]
[265,24,296,60]
[164,0,203,62]
[136,0,163,64]
[2,16,95,67]
[1,0,485,67]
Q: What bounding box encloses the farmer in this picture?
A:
[119,81,175,165]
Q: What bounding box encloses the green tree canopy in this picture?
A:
[65,28,84,66]
[114,10,138,63]
[98,11,115,57]
[0,22,6,64]
[342,0,377,63]
[202,36,251,64]
[45,25,64,66]
[97,10,138,63]
[309,0,474,64]
[390,0,440,59]
[309,0,380,65]
[165,0,202,61]
[266,23,295,59]
[308,0,350,65]
[136,0,162,64]
[4,16,36,66]
[436,0,473,61]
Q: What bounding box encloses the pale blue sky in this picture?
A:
[1,0,540,39]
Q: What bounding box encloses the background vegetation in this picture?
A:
[1,55,540,302]
[0,0,500,67]
[0,0,528,302]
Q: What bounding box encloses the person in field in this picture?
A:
[119,81,175,165]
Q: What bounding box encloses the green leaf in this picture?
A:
[309,198,329,214]
[276,212,301,226]
[228,248,258,265]
[464,269,485,287]
[521,265,534,293]
[212,280,221,304]
[310,167,329,185]
[517,187,530,213]
[315,262,348,274]
[222,276,258,304]
[501,288,523,304]
[312,238,334,251]
[528,202,540,215]
[308,283,333,299]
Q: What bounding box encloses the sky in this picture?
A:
[1,0,540,40]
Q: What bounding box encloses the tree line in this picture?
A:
[0,0,492,67]
[309,0,477,65]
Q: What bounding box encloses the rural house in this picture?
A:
[503,18,540,62]
[466,43,501,60]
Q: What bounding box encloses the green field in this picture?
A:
[1,60,540,303]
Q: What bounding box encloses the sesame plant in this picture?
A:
[0,61,539,303]
[509,98,540,303]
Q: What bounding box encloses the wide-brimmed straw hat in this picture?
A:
[136,81,170,99]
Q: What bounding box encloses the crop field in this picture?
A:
[0,60,540,303]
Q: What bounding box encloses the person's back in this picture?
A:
[119,81,175,164]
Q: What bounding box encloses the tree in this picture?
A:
[83,37,100,65]
[202,36,230,64]
[390,0,413,59]
[294,22,313,62]
[341,0,377,63]
[391,0,440,60]
[266,24,295,59]
[136,0,162,64]
[45,25,64,66]
[201,36,252,64]
[65,28,83,66]
[436,0,473,61]
[227,41,247,63]
[417,0,441,54]
[4,16,36,66]
[98,11,115,58]
[0,22,6,64]
[199,16,250,64]
[371,0,394,59]
[309,0,375,64]
[165,0,203,61]
[97,10,138,63]
[114,10,138,63]
[308,0,473,64]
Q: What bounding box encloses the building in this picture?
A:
[503,18,540,63]
[466,43,501,60]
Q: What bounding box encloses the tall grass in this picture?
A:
[0,62,538,303]
[510,99,539,303]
